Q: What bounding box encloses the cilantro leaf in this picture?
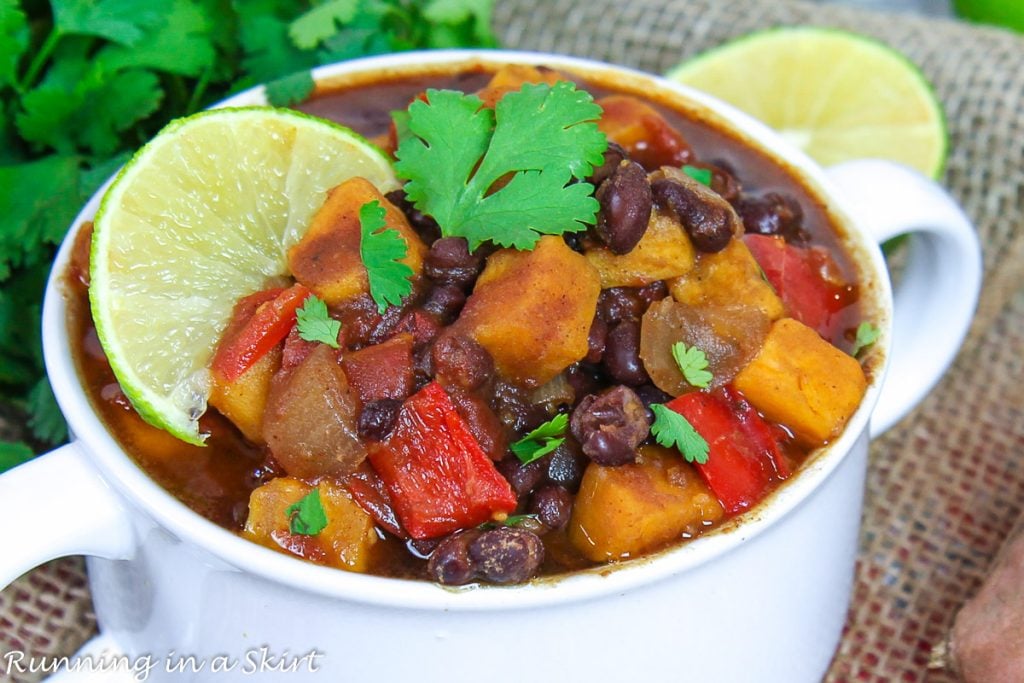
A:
[296,295,341,349]
[424,0,497,48]
[479,513,540,530]
[286,488,328,536]
[682,165,712,186]
[51,0,161,45]
[0,441,34,474]
[0,0,29,89]
[650,404,710,465]
[289,0,358,49]
[264,69,315,107]
[359,200,414,314]
[671,342,712,388]
[850,321,880,357]
[95,0,216,77]
[510,413,568,464]
[27,377,67,444]
[395,81,607,251]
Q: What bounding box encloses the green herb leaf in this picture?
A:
[264,69,315,106]
[52,0,161,45]
[27,377,68,444]
[95,0,217,77]
[360,200,414,314]
[286,488,328,536]
[288,0,358,49]
[671,342,713,388]
[479,513,539,530]
[395,81,607,251]
[296,295,341,349]
[682,164,712,186]
[850,321,880,357]
[0,0,29,89]
[0,441,34,474]
[650,403,710,465]
[510,413,569,464]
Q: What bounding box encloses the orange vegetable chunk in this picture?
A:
[209,345,280,444]
[476,64,564,108]
[455,235,601,387]
[733,317,867,447]
[288,177,426,306]
[584,209,696,288]
[596,95,693,169]
[243,477,378,572]
[668,237,785,321]
[568,445,725,562]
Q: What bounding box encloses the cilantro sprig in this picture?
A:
[650,404,710,465]
[682,165,713,186]
[286,488,328,536]
[510,413,569,464]
[671,342,713,388]
[296,295,341,348]
[359,200,414,313]
[0,0,498,465]
[394,81,608,251]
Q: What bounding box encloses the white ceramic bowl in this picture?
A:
[0,50,980,683]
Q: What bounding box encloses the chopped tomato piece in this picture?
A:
[665,385,787,514]
[597,95,693,169]
[212,284,311,382]
[343,462,406,539]
[368,382,517,539]
[341,333,414,403]
[743,234,857,340]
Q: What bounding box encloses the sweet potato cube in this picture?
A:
[244,476,378,572]
[455,236,600,386]
[288,177,426,306]
[584,210,696,287]
[568,446,724,562]
[476,64,564,108]
[668,238,785,321]
[597,95,693,169]
[209,345,280,443]
[734,318,867,447]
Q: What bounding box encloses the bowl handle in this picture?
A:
[825,159,982,437]
[0,441,135,589]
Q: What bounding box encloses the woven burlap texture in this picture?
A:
[2,0,1023,681]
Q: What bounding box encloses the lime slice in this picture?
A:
[666,27,947,178]
[90,107,398,445]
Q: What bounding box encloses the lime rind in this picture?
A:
[666,27,948,179]
[90,107,398,445]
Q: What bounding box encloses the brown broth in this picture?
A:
[68,65,865,581]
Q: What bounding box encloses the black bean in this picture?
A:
[565,362,604,403]
[598,287,644,324]
[469,527,545,584]
[588,142,628,186]
[427,529,481,585]
[490,380,548,433]
[636,280,668,307]
[651,178,734,253]
[432,333,494,391]
[424,237,483,289]
[734,192,808,244]
[421,284,466,324]
[571,385,651,466]
[497,455,547,498]
[595,161,653,254]
[385,188,441,244]
[632,383,672,424]
[545,439,588,492]
[586,316,608,364]
[529,484,573,530]
[602,319,650,386]
[357,398,403,441]
[707,161,742,202]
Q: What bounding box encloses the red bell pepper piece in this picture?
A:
[744,234,858,340]
[368,382,517,539]
[665,385,788,515]
[343,462,407,539]
[211,283,312,382]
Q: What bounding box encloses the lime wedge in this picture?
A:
[666,27,947,178]
[90,107,398,445]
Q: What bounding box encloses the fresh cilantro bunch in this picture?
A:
[0,0,498,467]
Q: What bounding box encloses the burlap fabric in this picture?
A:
[2,0,1022,680]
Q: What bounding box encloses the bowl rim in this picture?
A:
[42,48,892,611]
